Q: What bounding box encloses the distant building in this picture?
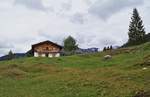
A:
[32,40,62,57]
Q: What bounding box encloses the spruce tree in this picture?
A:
[107,46,110,50]
[8,50,14,60]
[128,8,146,46]
[103,47,106,52]
[110,45,113,50]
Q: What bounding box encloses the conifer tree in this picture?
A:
[128,8,146,45]
[8,50,14,60]
[103,47,106,52]
[107,46,110,50]
[110,45,113,50]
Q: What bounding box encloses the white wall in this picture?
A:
[55,53,60,57]
[34,52,39,57]
[48,54,53,58]
[41,54,46,57]
[34,52,60,58]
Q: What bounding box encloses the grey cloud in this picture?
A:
[37,31,65,45]
[84,0,92,6]
[0,41,14,56]
[0,49,9,56]
[14,0,46,11]
[88,0,144,20]
[0,41,13,49]
[0,0,149,56]
[61,1,72,11]
[70,13,85,24]
[84,36,117,47]
[99,37,117,46]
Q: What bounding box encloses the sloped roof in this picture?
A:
[32,40,62,49]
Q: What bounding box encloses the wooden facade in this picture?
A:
[32,41,62,57]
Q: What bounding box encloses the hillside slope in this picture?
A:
[0,42,150,97]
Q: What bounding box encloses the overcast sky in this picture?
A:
[0,0,150,56]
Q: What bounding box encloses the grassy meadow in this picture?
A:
[0,42,150,97]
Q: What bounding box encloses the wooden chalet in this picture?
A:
[32,40,62,57]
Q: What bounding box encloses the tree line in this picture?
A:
[103,46,113,52]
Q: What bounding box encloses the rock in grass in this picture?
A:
[134,90,150,97]
[142,67,147,70]
[104,55,112,60]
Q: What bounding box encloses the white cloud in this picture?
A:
[88,0,144,20]
[14,0,46,11]
[70,13,86,24]
[0,0,149,56]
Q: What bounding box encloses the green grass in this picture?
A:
[0,42,150,97]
